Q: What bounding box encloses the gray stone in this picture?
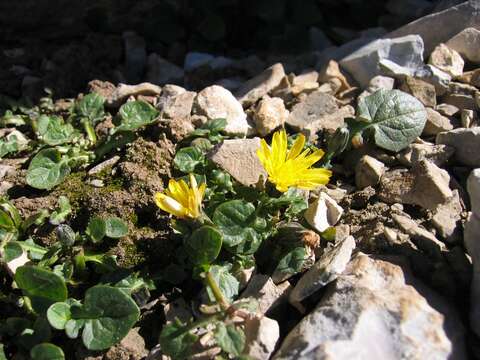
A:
[446,27,480,64]
[367,75,395,92]
[236,63,286,108]
[289,236,356,306]
[304,192,344,233]
[355,155,385,189]
[107,83,162,108]
[436,103,459,117]
[88,156,120,176]
[157,90,196,120]
[194,85,250,136]
[146,54,184,85]
[400,76,437,107]
[432,190,462,242]
[253,96,289,137]
[416,65,452,96]
[208,138,267,187]
[339,35,424,88]
[429,43,464,77]
[461,109,476,128]
[397,143,455,167]
[385,0,480,55]
[240,275,291,315]
[443,93,476,111]
[184,52,214,71]
[437,127,480,166]
[423,108,454,136]
[273,254,466,360]
[244,315,280,360]
[318,60,351,92]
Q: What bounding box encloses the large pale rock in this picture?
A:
[446,27,480,64]
[208,138,267,187]
[240,274,291,315]
[304,192,343,233]
[253,96,289,136]
[157,89,196,119]
[423,108,454,136]
[378,159,452,210]
[244,315,280,360]
[236,63,285,108]
[397,143,455,167]
[273,254,466,360]
[289,236,356,306]
[107,83,162,107]
[194,85,250,136]
[355,155,385,189]
[436,127,480,167]
[339,35,424,88]
[432,190,462,243]
[429,44,464,78]
[146,54,184,85]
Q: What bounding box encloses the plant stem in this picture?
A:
[81,118,97,144]
[205,270,229,311]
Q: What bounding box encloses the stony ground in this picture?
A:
[2,1,480,359]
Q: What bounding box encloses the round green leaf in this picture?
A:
[76,93,105,124]
[37,115,75,146]
[214,323,245,356]
[80,286,140,350]
[116,101,159,132]
[47,302,71,330]
[174,146,205,173]
[206,264,239,303]
[30,343,65,360]
[15,266,68,313]
[105,217,128,238]
[26,149,71,190]
[356,89,427,152]
[86,217,106,243]
[185,226,222,265]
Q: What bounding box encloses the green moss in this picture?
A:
[116,238,146,268]
[53,171,89,210]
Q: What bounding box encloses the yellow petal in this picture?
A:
[287,134,305,160]
[154,193,188,218]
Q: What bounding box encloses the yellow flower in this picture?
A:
[257,129,332,192]
[154,174,206,219]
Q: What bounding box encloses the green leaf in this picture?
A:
[30,343,65,360]
[185,225,222,266]
[174,146,205,173]
[75,93,105,125]
[213,200,263,254]
[65,319,85,339]
[206,264,239,303]
[104,217,128,238]
[0,209,15,231]
[49,196,72,225]
[4,241,23,262]
[37,115,75,146]
[214,323,245,356]
[26,149,71,190]
[79,285,140,351]
[17,317,51,350]
[115,101,159,133]
[47,302,71,330]
[0,344,7,360]
[86,216,106,243]
[274,246,309,278]
[355,89,427,152]
[159,319,198,359]
[0,136,19,158]
[15,266,68,313]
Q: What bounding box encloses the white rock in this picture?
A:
[446,27,480,64]
[428,43,464,78]
[304,192,343,233]
[88,156,121,176]
[432,190,462,243]
[208,138,267,187]
[367,75,395,92]
[253,96,289,137]
[289,236,356,306]
[236,63,285,108]
[273,253,467,360]
[157,90,196,120]
[244,315,280,360]
[240,275,291,315]
[355,155,385,189]
[194,85,250,136]
[436,127,480,167]
[339,35,424,88]
[146,54,184,85]
[423,107,453,136]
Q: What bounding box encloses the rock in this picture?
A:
[443,93,476,111]
[397,143,455,167]
[378,160,452,210]
[88,80,116,100]
[461,109,476,128]
[240,275,291,315]
[244,315,280,360]
[423,108,454,136]
[392,213,445,259]
[416,64,452,96]
[428,43,464,78]
[293,70,319,86]
[436,127,480,166]
[123,31,146,83]
[102,328,148,360]
[208,138,267,187]
[355,155,385,189]
[436,103,459,117]
[385,0,480,55]
[107,83,162,108]
[339,35,424,88]
[317,60,351,92]
[367,75,395,92]
[253,96,289,136]
[88,156,120,176]
[467,168,480,215]
[432,190,462,243]
[0,164,16,181]
[469,69,480,88]
[157,90,196,120]
[399,76,437,107]
[194,85,250,136]
[146,54,184,85]
[273,254,466,360]
[310,27,333,52]
[446,27,480,64]
[236,63,286,108]
[289,236,356,307]
[184,52,215,71]
[304,192,343,233]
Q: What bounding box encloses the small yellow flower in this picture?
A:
[154,174,206,219]
[257,129,332,192]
